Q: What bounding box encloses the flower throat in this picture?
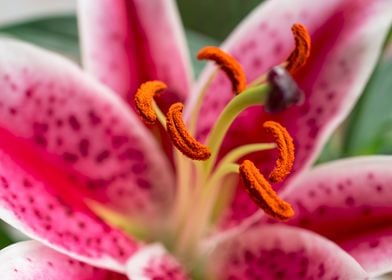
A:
[134,23,310,261]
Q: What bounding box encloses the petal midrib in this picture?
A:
[123,0,157,103]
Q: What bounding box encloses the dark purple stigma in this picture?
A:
[265,66,304,113]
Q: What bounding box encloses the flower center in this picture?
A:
[133,23,310,267]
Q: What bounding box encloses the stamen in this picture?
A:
[239,160,294,221]
[286,23,311,74]
[134,81,167,125]
[263,121,295,183]
[166,103,211,161]
[197,46,247,94]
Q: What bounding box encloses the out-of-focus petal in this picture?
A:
[206,224,367,280]
[78,0,192,109]
[0,147,139,272]
[279,156,392,277]
[0,240,126,280]
[341,227,392,278]
[0,38,175,223]
[0,0,75,26]
[125,244,190,280]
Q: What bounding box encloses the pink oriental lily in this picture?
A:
[0,0,391,279]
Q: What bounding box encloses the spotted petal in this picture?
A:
[0,241,126,280]
[341,227,392,278]
[78,0,192,108]
[0,37,174,222]
[125,244,190,280]
[195,0,392,229]
[279,156,392,277]
[206,224,367,280]
[0,38,176,271]
[0,146,139,271]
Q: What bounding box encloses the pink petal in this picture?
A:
[0,241,126,280]
[0,38,178,271]
[0,146,139,271]
[78,0,192,107]
[341,227,392,278]
[206,224,367,280]
[125,244,190,280]
[194,0,392,229]
[278,156,392,276]
[0,38,174,223]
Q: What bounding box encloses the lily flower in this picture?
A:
[0,0,391,279]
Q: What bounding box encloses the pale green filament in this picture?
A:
[216,143,276,171]
[171,84,274,260]
[174,143,277,258]
[169,151,194,236]
[175,163,239,259]
[152,101,166,128]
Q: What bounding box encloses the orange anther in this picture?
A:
[239,160,294,221]
[286,23,311,74]
[263,121,295,183]
[166,103,211,161]
[197,46,247,94]
[134,81,167,125]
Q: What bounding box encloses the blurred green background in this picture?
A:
[0,0,390,248]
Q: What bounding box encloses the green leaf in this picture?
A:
[177,0,264,40]
[0,16,80,62]
[316,126,345,164]
[343,54,392,156]
[0,223,14,249]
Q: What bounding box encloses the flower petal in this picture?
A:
[206,224,367,280]
[78,0,192,107]
[0,241,126,280]
[0,0,75,26]
[0,38,177,271]
[125,244,190,280]
[279,156,392,276]
[0,38,174,223]
[195,0,392,229]
[0,146,139,271]
[341,227,392,278]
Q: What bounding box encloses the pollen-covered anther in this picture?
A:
[286,23,311,74]
[197,46,247,94]
[239,160,294,221]
[134,80,167,125]
[166,102,211,160]
[263,121,295,183]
